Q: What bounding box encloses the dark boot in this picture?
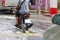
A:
[15,24,21,29]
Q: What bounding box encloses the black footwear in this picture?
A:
[15,24,19,27]
[15,24,22,29]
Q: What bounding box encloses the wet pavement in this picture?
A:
[0,15,53,40]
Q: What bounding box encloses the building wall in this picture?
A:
[30,0,50,11]
[30,0,37,10]
[58,0,60,10]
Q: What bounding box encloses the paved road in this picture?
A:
[0,15,53,40]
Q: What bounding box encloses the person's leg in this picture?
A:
[15,16,19,25]
[15,12,22,29]
[15,12,19,27]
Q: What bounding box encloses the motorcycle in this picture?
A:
[17,13,33,33]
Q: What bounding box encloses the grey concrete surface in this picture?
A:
[0,15,60,40]
[0,15,53,40]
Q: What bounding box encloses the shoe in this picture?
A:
[15,24,21,29]
[15,24,19,27]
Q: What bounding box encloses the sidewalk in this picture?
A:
[30,14,52,21]
[0,13,58,40]
[0,13,52,21]
[0,12,52,21]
